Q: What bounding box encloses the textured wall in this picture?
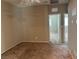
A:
[1,3,49,53]
[21,6,49,42]
[1,1,23,54]
[68,0,77,55]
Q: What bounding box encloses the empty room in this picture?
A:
[1,0,77,59]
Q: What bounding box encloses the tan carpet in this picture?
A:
[2,42,75,59]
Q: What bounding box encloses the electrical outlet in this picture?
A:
[35,36,38,40]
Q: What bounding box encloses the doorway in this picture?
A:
[49,13,68,44]
[49,14,61,44]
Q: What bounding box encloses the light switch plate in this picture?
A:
[72,8,76,16]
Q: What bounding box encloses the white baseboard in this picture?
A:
[1,42,21,54]
[22,41,49,43]
[1,41,49,54]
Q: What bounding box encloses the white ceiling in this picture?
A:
[2,0,68,7]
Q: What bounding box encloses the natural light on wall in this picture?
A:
[64,14,68,44]
[49,14,61,44]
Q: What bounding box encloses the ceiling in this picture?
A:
[2,0,68,7]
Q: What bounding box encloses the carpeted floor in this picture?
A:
[2,42,75,59]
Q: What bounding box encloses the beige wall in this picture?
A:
[68,0,77,55]
[1,1,23,53]
[1,2,49,53]
[21,6,49,42]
